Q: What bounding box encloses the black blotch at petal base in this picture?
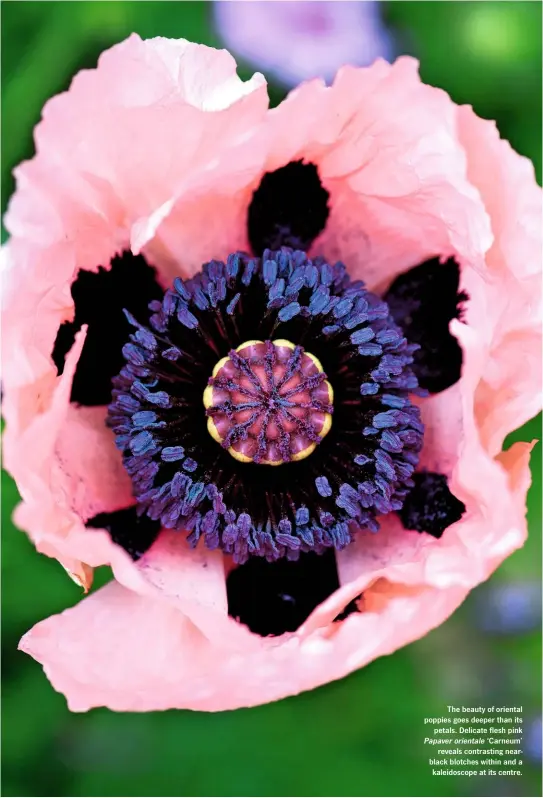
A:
[227,549,342,636]
[86,507,161,560]
[399,472,466,538]
[52,252,163,406]
[247,161,330,256]
[385,257,466,394]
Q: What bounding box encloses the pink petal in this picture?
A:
[20,574,468,712]
[19,436,533,712]
[52,404,133,520]
[5,35,267,254]
[135,531,251,647]
[2,34,267,401]
[457,106,543,455]
[3,35,268,582]
[262,58,492,284]
[153,57,492,289]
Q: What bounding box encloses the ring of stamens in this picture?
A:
[203,339,333,465]
[108,247,425,564]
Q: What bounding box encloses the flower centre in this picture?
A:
[203,339,333,465]
[107,247,425,565]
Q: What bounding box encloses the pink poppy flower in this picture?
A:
[3,35,541,712]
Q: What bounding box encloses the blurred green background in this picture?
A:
[1,2,541,797]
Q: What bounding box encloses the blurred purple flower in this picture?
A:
[525,716,542,765]
[213,0,395,87]
[472,581,541,635]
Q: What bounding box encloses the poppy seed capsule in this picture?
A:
[203,339,333,465]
